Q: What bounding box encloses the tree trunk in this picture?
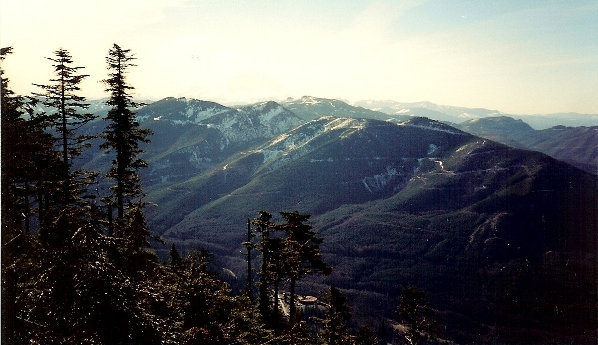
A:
[116,173,124,219]
[259,228,270,320]
[24,181,30,233]
[246,218,253,303]
[107,203,114,236]
[289,276,296,328]
[273,279,280,332]
[37,184,44,233]
[60,73,70,204]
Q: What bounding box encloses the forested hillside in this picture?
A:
[2,46,597,345]
[0,46,435,345]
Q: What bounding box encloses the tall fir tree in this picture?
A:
[1,47,60,235]
[252,211,276,323]
[242,218,255,303]
[277,211,331,329]
[102,43,151,220]
[0,46,28,344]
[265,235,287,330]
[2,46,30,234]
[32,48,95,207]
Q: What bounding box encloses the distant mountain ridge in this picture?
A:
[282,96,407,122]
[78,95,597,343]
[137,97,237,124]
[83,95,598,178]
[456,117,598,174]
[139,112,596,343]
[355,99,598,129]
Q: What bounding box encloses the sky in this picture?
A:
[1,0,598,114]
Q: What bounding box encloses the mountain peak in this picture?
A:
[238,100,285,113]
[137,97,235,124]
[399,116,468,136]
[283,96,393,122]
[299,95,322,105]
[457,116,535,140]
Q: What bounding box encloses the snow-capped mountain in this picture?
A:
[355,99,504,123]
[146,115,595,345]
[137,97,237,124]
[282,96,403,122]
[355,99,598,129]
[203,101,302,144]
[137,98,302,145]
[76,96,597,343]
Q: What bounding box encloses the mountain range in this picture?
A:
[80,96,598,344]
[455,116,598,174]
[355,99,598,129]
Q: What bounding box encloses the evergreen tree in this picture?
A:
[266,235,288,330]
[32,48,95,206]
[1,46,32,234]
[316,286,353,345]
[170,243,183,266]
[101,43,151,220]
[242,218,255,303]
[2,47,66,342]
[116,200,158,274]
[3,46,284,345]
[176,250,273,345]
[5,209,165,345]
[354,326,380,345]
[252,211,276,323]
[277,211,331,329]
[1,47,60,235]
[396,286,438,345]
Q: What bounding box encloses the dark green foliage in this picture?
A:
[1,47,60,340]
[242,218,255,303]
[32,48,96,206]
[354,326,380,345]
[278,211,331,327]
[170,243,183,266]
[396,286,438,345]
[1,47,61,235]
[2,45,283,345]
[249,210,335,338]
[5,216,163,345]
[251,210,276,323]
[263,235,287,330]
[315,286,353,345]
[101,43,151,219]
[250,210,332,330]
[114,201,159,275]
[275,321,317,345]
[1,46,31,233]
[172,250,273,345]
[3,171,274,345]
[117,201,153,248]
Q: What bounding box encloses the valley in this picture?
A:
[79,95,597,343]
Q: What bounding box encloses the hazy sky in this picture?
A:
[2,0,597,114]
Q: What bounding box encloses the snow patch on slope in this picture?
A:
[254,118,333,166]
[428,144,439,155]
[399,122,465,135]
[362,166,400,193]
[324,117,366,132]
